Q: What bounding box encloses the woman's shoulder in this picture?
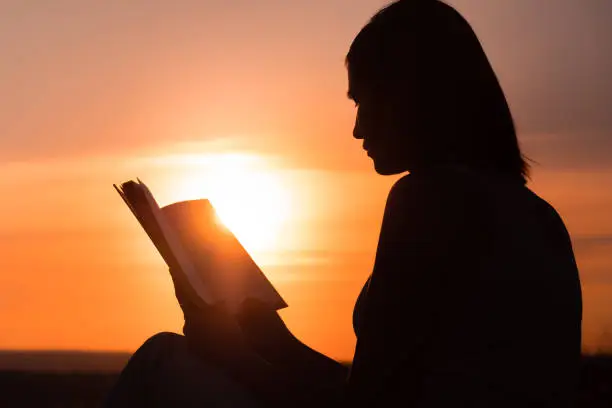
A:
[386,169,486,209]
[386,168,543,230]
[385,173,440,213]
[521,189,573,243]
[382,171,483,235]
[387,171,453,199]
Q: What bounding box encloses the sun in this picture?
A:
[170,153,292,255]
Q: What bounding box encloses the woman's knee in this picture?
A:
[142,331,184,351]
[106,333,186,406]
[113,332,260,407]
[128,332,187,368]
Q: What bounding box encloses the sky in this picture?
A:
[0,0,611,360]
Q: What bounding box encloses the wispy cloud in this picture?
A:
[522,132,612,171]
[572,235,612,284]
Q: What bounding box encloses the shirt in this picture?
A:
[347,169,582,408]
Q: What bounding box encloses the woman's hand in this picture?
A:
[169,267,302,366]
[169,268,251,366]
[238,299,348,396]
[237,299,301,364]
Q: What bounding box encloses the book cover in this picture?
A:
[114,179,287,314]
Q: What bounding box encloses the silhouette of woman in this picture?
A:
[106,1,582,407]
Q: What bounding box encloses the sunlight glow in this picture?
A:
[168,153,292,255]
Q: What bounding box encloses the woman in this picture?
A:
[106,1,582,407]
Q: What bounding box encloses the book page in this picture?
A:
[115,181,213,304]
[162,199,287,313]
[115,180,287,314]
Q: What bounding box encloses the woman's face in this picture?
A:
[348,74,416,175]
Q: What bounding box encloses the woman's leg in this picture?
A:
[105,332,260,408]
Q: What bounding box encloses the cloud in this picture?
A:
[521,131,612,171]
[449,0,612,171]
[572,235,612,284]
[1,0,611,175]
[573,235,612,252]
[451,0,612,133]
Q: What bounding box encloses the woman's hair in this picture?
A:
[346,0,529,184]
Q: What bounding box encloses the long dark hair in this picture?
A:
[346,0,529,184]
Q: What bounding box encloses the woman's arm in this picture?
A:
[180,301,344,407]
[269,333,349,388]
[237,300,348,394]
[172,264,347,405]
[225,346,345,408]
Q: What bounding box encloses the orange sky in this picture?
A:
[1,0,612,360]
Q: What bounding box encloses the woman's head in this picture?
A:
[347,0,529,183]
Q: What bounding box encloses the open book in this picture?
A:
[114,179,287,314]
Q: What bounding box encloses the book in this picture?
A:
[114,179,287,314]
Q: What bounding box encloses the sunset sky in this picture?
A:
[1,0,611,360]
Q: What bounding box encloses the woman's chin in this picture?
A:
[372,157,408,176]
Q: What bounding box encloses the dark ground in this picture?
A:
[0,354,610,407]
